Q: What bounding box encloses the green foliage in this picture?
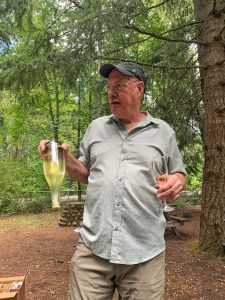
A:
[175,193,201,208]
[0,0,204,214]
[188,172,203,190]
[0,193,52,215]
[0,155,48,214]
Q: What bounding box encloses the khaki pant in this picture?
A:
[68,237,165,300]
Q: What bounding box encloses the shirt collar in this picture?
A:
[110,112,159,126]
[143,112,159,125]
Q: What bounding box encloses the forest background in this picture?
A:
[0,0,224,257]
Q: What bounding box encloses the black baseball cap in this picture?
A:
[99,61,147,86]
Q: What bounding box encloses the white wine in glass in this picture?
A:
[43,141,65,210]
[155,156,174,212]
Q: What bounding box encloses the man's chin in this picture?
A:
[112,111,122,118]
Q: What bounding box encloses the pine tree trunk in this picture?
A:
[77,82,82,201]
[194,0,225,256]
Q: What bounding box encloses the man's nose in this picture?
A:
[108,88,117,97]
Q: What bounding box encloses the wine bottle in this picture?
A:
[43,141,65,210]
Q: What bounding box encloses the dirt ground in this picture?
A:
[0,206,224,300]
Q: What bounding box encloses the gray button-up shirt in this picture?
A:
[79,112,186,264]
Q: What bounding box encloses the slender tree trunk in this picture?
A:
[94,92,103,117]
[194,0,225,256]
[53,69,60,142]
[88,91,92,123]
[44,74,59,142]
[77,81,82,201]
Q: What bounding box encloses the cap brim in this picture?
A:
[99,63,135,78]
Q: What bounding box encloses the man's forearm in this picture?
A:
[65,153,89,184]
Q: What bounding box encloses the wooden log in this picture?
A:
[169,216,189,222]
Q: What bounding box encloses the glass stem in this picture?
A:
[162,199,167,207]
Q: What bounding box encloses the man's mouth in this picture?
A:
[110,100,120,105]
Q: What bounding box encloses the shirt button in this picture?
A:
[114,227,119,231]
[117,202,121,206]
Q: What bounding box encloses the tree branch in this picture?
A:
[47,6,74,30]
[102,37,151,56]
[128,0,170,21]
[81,56,205,70]
[124,24,205,45]
[144,0,170,10]
[4,0,27,15]
[123,60,204,70]
[67,0,84,9]
[160,21,203,36]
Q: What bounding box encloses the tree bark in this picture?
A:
[194,0,225,256]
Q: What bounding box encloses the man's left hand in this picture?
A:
[155,173,186,201]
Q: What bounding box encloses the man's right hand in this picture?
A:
[38,139,50,158]
[38,140,71,158]
[38,140,89,183]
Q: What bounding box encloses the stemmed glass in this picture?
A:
[43,141,65,210]
[154,156,174,212]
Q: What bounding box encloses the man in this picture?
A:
[38,62,186,300]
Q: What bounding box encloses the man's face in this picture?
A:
[107,69,144,120]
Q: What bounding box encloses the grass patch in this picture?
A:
[0,212,59,233]
[190,242,200,253]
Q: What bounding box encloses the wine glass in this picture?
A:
[43,141,65,210]
[153,156,174,212]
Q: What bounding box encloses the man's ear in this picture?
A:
[137,81,145,97]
